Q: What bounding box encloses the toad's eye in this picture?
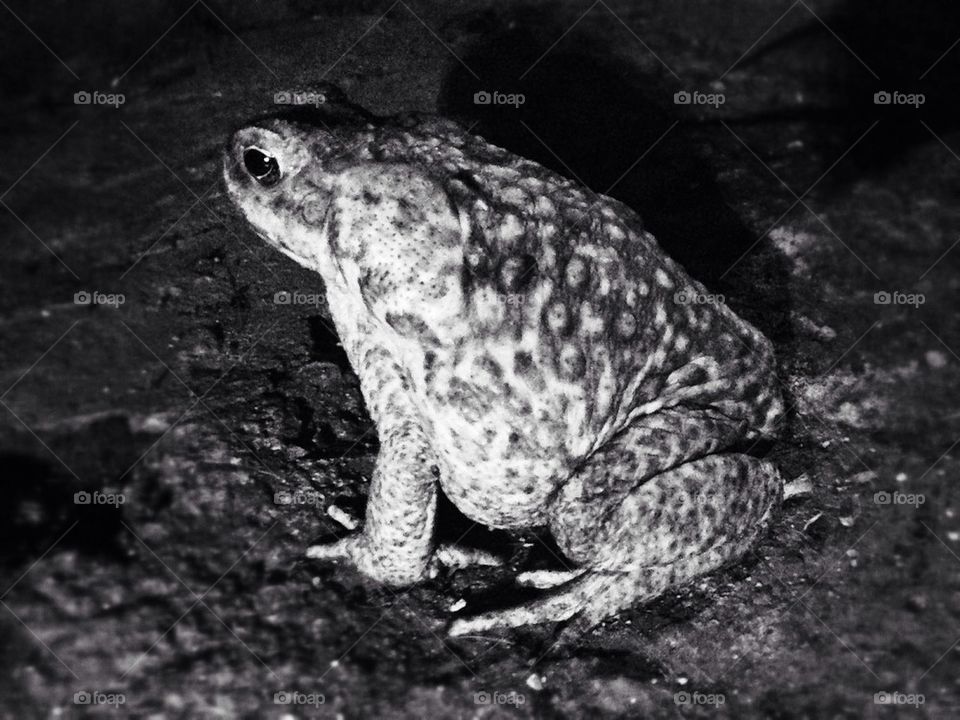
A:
[242,147,281,187]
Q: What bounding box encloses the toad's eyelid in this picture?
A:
[246,145,273,159]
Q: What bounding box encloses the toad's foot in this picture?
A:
[306,534,382,576]
[307,536,502,582]
[448,572,606,637]
[433,545,502,571]
[515,569,583,589]
[449,554,736,638]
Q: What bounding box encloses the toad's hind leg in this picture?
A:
[448,454,781,636]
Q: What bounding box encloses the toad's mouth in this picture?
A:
[254,225,309,265]
[255,208,336,273]
[274,242,315,269]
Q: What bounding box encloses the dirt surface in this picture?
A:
[1,1,959,718]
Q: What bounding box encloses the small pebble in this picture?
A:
[926,350,948,369]
[907,594,928,612]
[784,474,814,499]
[803,512,823,532]
[135,413,172,434]
[846,470,877,485]
[449,598,467,612]
[526,673,544,691]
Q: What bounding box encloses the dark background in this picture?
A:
[1,1,958,717]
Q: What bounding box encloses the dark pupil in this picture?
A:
[243,148,280,185]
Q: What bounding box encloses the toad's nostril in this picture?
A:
[242,147,281,186]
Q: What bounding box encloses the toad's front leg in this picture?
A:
[307,415,501,584]
[307,413,438,585]
[305,345,498,585]
[306,341,438,584]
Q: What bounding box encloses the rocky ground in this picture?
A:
[1,0,958,718]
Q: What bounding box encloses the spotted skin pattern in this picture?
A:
[223,88,785,635]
